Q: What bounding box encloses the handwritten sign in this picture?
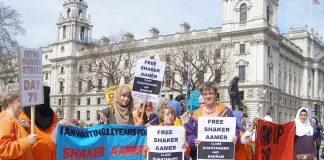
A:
[18,48,43,106]
[254,120,294,160]
[197,117,236,160]
[132,59,166,102]
[105,84,132,105]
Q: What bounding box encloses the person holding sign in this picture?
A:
[185,82,239,159]
[144,106,190,158]
[18,86,58,160]
[294,107,315,160]
[0,83,36,160]
[99,85,134,124]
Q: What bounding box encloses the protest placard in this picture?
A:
[18,48,44,106]
[56,124,147,160]
[197,117,236,160]
[254,120,294,160]
[189,91,201,111]
[105,84,132,105]
[147,126,185,160]
[132,59,166,102]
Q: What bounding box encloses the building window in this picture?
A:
[268,46,271,57]
[199,49,205,60]
[166,55,171,63]
[266,6,270,23]
[150,56,155,59]
[60,67,64,74]
[125,76,130,84]
[63,26,66,39]
[239,66,246,80]
[240,44,245,54]
[99,63,103,70]
[98,79,102,90]
[79,65,83,73]
[77,98,81,105]
[87,80,92,92]
[198,70,204,84]
[169,94,173,100]
[78,9,83,18]
[78,81,82,92]
[86,111,90,120]
[88,64,92,71]
[215,49,221,58]
[45,54,48,59]
[76,111,80,120]
[67,8,71,17]
[97,98,101,105]
[80,27,85,41]
[268,67,273,84]
[59,81,64,92]
[61,46,65,53]
[58,99,62,105]
[45,73,48,80]
[87,98,90,105]
[214,69,221,83]
[240,3,247,22]
[125,59,129,68]
[239,91,244,100]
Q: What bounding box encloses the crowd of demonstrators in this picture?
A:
[2,80,323,160]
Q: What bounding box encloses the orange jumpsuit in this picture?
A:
[19,112,58,160]
[0,111,34,160]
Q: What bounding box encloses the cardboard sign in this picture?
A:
[147,126,185,160]
[254,120,294,160]
[189,91,201,111]
[105,84,132,105]
[197,117,236,160]
[132,59,166,102]
[18,48,43,106]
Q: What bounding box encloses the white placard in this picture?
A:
[147,126,185,160]
[132,59,166,102]
[197,117,236,160]
[18,48,44,106]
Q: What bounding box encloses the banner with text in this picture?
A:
[254,120,294,160]
[56,124,147,160]
[147,126,185,160]
[105,84,132,105]
[189,91,201,111]
[132,59,166,102]
[18,48,43,106]
[197,117,236,160]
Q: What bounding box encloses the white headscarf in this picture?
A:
[295,107,313,137]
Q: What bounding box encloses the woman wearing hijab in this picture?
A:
[0,83,36,160]
[99,85,134,124]
[294,107,315,160]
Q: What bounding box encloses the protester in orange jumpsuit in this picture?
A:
[0,83,36,160]
[19,86,58,160]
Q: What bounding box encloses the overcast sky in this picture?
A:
[2,0,324,48]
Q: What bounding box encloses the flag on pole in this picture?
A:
[313,0,320,5]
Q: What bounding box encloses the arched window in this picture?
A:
[78,9,83,18]
[240,4,247,22]
[61,46,65,53]
[67,8,71,17]
[266,5,270,23]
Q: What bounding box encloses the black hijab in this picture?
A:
[23,86,54,130]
